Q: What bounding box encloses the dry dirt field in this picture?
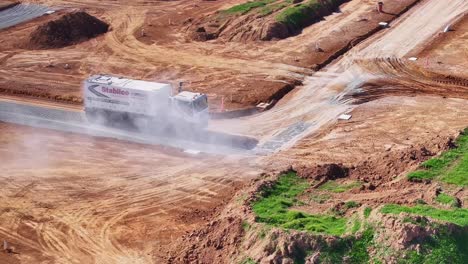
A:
[0,0,420,111]
[0,0,467,263]
[0,122,261,263]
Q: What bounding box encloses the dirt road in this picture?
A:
[214,0,468,149]
[0,0,467,263]
[0,122,261,263]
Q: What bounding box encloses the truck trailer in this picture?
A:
[84,75,209,129]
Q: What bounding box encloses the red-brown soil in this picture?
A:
[29,11,109,49]
[0,121,261,263]
[171,95,468,263]
[417,14,468,78]
[0,0,420,111]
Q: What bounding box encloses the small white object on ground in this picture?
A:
[443,25,451,33]
[408,57,418,61]
[338,114,352,120]
[45,10,55,15]
[184,149,201,155]
[378,22,389,27]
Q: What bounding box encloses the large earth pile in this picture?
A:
[29,11,109,49]
[187,0,349,42]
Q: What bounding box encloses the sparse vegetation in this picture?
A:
[310,193,331,204]
[319,180,361,193]
[276,0,345,29]
[351,219,361,234]
[240,257,258,264]
[381,204,468,226]
[260,1,290,16]
[397,227,468,264]
[320,227,374,264]
[364,207,372,219]
[223,0,277,14]
[242,220,251,231]
[402,216,430,227]
[408,128,468,186]
[253,172,347,236]
[435,193,459,208]
[345,201,360,209]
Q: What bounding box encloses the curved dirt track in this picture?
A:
[0,121,261,263]
[0,0,467,263]
[214,0,468,148]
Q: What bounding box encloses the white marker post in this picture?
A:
[443,25,451,33]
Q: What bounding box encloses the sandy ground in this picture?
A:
[0,0,419,110]
[0,122,261,263]
[214,0,467,143]
[418,14,468,78]
[0,0,467,263]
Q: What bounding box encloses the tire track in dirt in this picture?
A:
[0,140,257,263]
[103,7,311,79]
[349,57,468,102]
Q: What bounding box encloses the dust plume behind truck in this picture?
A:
[84,75,209,129]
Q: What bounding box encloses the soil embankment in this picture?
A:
[0,1,18,12]
[0,0,421,113]
[187,0,351,42]
[29,11,109,49]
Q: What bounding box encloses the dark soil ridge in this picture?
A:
[29,11,109,49]
[0,1,18,12]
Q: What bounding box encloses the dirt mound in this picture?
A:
[187,0,349,42]
[29,12,109,49]
[296,163,349,181]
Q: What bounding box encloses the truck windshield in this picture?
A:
[193,96,208,112]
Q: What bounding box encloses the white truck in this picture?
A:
[84,75,209,129]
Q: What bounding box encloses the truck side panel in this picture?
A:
[84,81,171,117]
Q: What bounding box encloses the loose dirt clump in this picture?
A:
[29,12,109,49]
[296,163,349,181]
[349,139,452,190]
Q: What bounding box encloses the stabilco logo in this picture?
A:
[102,87,129,96]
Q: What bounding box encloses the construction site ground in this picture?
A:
[0,0,467,263]
[0,0,421,111]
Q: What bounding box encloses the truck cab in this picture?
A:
[172,91,209,128]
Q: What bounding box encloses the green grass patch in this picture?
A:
[408,128,468,186]
[364,207,372,219]
[240,257,257,264]
[319,181,361,193]
[253,172,347,236]
[381,204,468,226]
[402,216,428,227]
[260,1,290,16]
[320,227,374,263]
[275,0,345,28]
[345,201,360,209]
[276,0,322,28]
[435,193,459,208]
[351,219,361,234]
[397,227,468,264]
[223,0,277,14]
